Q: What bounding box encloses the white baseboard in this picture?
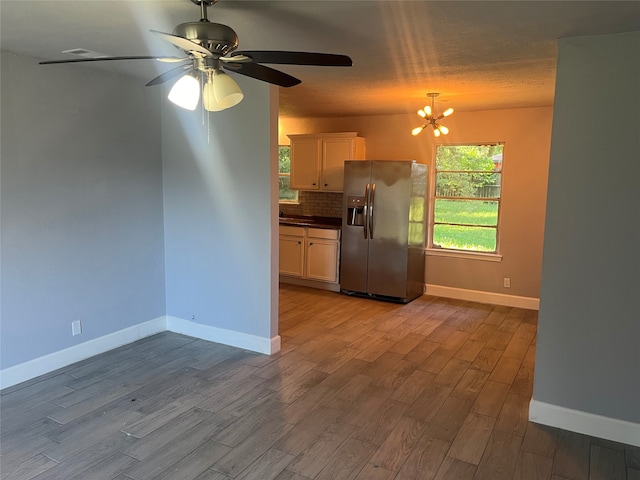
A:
[166,316,281,355]
[1,316,282,391]
[0,317,167,390]
[529,399,640,447]
[426,284,539,310]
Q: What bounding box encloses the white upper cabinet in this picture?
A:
[289,137,322,191]
[288,133,365,192]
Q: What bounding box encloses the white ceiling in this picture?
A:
[2,1,639,117]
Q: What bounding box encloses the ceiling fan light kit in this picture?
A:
[412,92,454,138]
[39,0,352,113]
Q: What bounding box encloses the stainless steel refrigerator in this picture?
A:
[340,160,427,303]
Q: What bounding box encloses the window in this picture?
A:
[431,144,504,253]
[278,146,298,203]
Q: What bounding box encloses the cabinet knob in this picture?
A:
[312,183,316,186]
[324,183,328,187]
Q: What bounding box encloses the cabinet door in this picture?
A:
[279,236,304,277]
[321,138,353,192]
[290,138,321,190]
[306,239,339,283]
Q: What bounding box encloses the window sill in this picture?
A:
[425,248,503,262]
[279,200,300,205]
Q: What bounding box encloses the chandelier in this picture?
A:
[411,92,454,137]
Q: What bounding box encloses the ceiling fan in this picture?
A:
[39,0,352,111]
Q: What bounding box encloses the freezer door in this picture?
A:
[367,161,413,298]
[340,161,372,294]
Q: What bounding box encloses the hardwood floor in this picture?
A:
[1,284,638,479]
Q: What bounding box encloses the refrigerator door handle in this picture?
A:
[364,183,370,239]
[369,183,376,238]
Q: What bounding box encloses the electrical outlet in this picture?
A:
[72,320,82,336]
[503,277,511,288]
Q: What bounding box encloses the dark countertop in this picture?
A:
[279,215,342,229]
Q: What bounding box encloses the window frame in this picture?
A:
[426,143,504,260]
[278,145,299,204]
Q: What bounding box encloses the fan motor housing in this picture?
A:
[172,21,238,55]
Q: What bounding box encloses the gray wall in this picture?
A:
[161,76,278,339]
[534,32,640,422]
[1,50,279,371]
[1,52,166,368]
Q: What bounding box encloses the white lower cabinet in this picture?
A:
[306,229,340,283]
[279,236,304,277]
[279,226,341,289]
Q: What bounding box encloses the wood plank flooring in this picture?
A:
[2,284,639,480]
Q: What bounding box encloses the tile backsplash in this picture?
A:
[280,191,343,218]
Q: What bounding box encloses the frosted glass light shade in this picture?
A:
[417,109,426,118]
[424,105,432,117]
[411,126,424,136]
[433,127,441,137]
[442,107,454,117]
[168,74,200,110]
[203,81,224,111]
[213,72,243,109]
[439,125,449,135]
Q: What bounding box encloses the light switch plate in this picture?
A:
[72,320,82,336]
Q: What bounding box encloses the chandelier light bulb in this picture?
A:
[442,107,454,117]
[433,127,441,138]
[411,126,425,136]
[417,109,427,118]
[424,105,432,117]
[168,74,200,110]
[439,125,449,135]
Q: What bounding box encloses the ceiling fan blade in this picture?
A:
[232,51,352,67]
[157,57,190,63]
[225,62,301,88]
[145,65,191,87]
[39,56,185,65]
[150,30,213,57]
[220,55,252,63]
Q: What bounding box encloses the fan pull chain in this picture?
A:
[197,73,211,144]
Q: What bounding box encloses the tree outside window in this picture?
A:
[279,146,298,203]
[432,144,504,253]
